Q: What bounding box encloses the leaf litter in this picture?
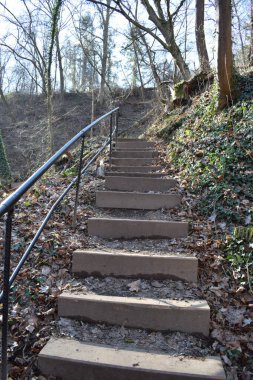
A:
[0,138,252,379]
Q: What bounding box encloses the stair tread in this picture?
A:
[110,166,162,172]
[39,338,226,380]
[105,172,166,177]
[59,292,208,308]
[74,248,196,259]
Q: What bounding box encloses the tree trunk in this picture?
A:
[217,0,234,109]
[139,31,162,98]
[150,16,191,79]
[98,0,111,104]
[56,29,65,95]
[195,0,210,72]
[0,131,12,186]
[47,0,63,155]
[249,0,253,66]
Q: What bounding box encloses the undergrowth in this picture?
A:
[151,73,253,291]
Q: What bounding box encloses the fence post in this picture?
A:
[73,136,85,228]
[1,208,14,380]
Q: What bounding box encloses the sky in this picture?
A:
[0,0,250,92]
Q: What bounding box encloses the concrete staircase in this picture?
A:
[38,139,226,379]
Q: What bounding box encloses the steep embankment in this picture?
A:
[0,92,153,180]
[141,74,253,379]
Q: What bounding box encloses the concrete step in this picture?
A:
[112,150,158,158]
[96,191,181,210]
[105,176,177,192]
[116,138,149,141]
[88,218,188,239]
[110,166,161,173]
[113,147,154,151]
[39,338,226,380]
[111,158,155,166]
[72,250,198,282]
[105,172,166,178]
[115,141,155,149]
[58,293,210,335]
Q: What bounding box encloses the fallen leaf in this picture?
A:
[127,280,141,292]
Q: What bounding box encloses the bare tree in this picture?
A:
[0,1,48,94]
[87,0,191,80]
[47,0,63,155]
[233,0,246,66]
[0,49,12,115]
[216,0,235,109]
[95,0,113,103]
[72,10,112,94]
[196,0,211,72]
[0,131,12,186]
[249,0,253,65]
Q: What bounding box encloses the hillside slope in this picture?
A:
[140,73,253,378]
[0,92,153,180]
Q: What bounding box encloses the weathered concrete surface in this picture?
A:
[96,191,181,210]
[39,338,226,380]
[112,147,154,151]
[115,141,155,149]
[105,176,177,192]
[105,172,166,177]
[110,166,162,173]
[88,218,188,239]
[72,250,198,282]
[58,293,210,335]
[111,158,155,166]
[112,150,158,158]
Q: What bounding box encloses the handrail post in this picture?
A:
[73,136,85,228]
[109,114,113,168]
[1,208,14,380]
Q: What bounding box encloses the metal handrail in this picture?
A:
[0,107,119,217]
[0,106,119,380]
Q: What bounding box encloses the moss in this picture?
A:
[174,81,185,98]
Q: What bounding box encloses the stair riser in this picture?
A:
[105,176,177,192]
[58,295,210,335]
[116,139,148,142]
[96,191,181,210]
[112,151,158,158]
[88,218,188,239]
[112,147,153,151]
[110,166,161,173]
[105,172,166,178]
[115,142,155,149]
[111,158,155,166]
[72,251,198,282]
[39,339,226,380]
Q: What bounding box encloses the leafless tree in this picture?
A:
[87,0,191,80]
[216,0,235,109]
[249,0,253,65]
[195,0,211,72]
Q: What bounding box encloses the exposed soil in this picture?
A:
[0,92,153,180]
